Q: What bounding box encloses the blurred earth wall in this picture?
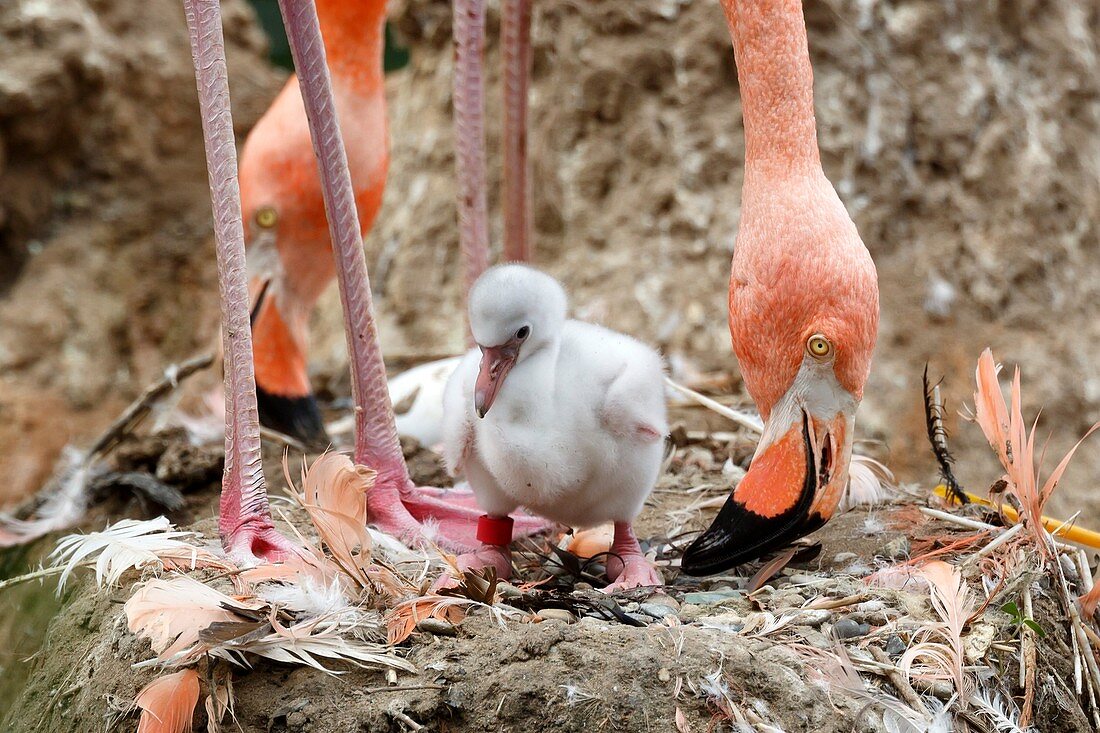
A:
[2,0,1099,521]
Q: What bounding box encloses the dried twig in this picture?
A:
[870,645,926,715]
[1019,554,1037,728]
[87,353,215,458]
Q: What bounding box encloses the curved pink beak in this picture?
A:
[474,341,521,417]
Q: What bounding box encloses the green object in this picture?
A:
[1001,601,1047,638]
[247,0,410,73]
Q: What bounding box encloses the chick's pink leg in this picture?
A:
[603,521,662,592]
[432,515,514,590]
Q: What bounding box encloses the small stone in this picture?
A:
[640,603,678,619]
[537,609,576,624]
[833,552,858,564]
[678,603,703,621]
[497,582,523,600]
[790,609,832,628]
[646,594,680,611]
[626,613,653,625]
[416,618,457,636]
[963,622,996,663]
[833,617,865,639]
[574,582,594,591]
[623,601,640,613]
[658,668,671,683]
[885,635,906,657]
[876,536,911,560]
[683,589,742,605]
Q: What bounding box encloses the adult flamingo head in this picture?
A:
[681,0,879,575]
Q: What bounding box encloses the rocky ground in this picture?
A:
[1,410,1095,732]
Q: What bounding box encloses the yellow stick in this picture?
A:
[933,485,1100,550]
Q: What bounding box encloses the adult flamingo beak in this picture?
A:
[681,370,856,576]
[474,340,521,417]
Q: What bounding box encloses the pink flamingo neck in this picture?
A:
[278,0,408,486]
[314,0,387,85]
[722,0,821,175]
[182,0,271,546]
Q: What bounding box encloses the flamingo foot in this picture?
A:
[602,555,663,593]
[366,479,554,552]
[222,517,303,565]
[601,520,662,593]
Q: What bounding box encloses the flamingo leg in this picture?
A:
[278,0,547,552]
[182,0,299,563]
[453,0,491,298]
[501,0,532,263]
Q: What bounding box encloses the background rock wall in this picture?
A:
[3,0,1100,520]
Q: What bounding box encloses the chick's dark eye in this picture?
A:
[515,326,530,340]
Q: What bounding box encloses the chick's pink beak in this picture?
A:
[474,342,520,417]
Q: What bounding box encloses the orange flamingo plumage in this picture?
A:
[239,0,389,447]
[681,0,880,574]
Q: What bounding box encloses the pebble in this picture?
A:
[537,609,577,624]
[683,589,742,605]
[626,613,653,625]
[416,618,457,636]
[678,603,703,621]
[574,582,594,591]
[885,635,906,657]
[497,582,523,600]
[833,617,868,639]
[790,609,832,628]
[623,601,640,612]
[833,552,859,564]
[876,536,911,560]
[640,602,679,619]
[658,668,671,683]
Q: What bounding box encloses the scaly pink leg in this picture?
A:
[453,0,491,300]
[278,0,547,552]
[501,0,532,263]
[183,0,299,564]
[603,521,662,593]
[434,515,514,590]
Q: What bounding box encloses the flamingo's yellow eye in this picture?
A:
[807,334,832,359]
[255,207,278,229]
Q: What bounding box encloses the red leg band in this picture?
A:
[476,514,514,546]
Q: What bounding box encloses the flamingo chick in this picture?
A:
[680,0,879,575]
[442,265,668,591]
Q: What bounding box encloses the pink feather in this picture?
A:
[135,669,200,733]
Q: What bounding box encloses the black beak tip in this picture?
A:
[679,494,814,577]
[680,521,742,577]
[256,387,330,450]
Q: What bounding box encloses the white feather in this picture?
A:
[839,455,897,513]
[50,516,215,591]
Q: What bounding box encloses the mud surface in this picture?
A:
[3,427,1093,732]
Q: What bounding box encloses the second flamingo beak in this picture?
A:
[474,341,521,418]
[680,388,855,576]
